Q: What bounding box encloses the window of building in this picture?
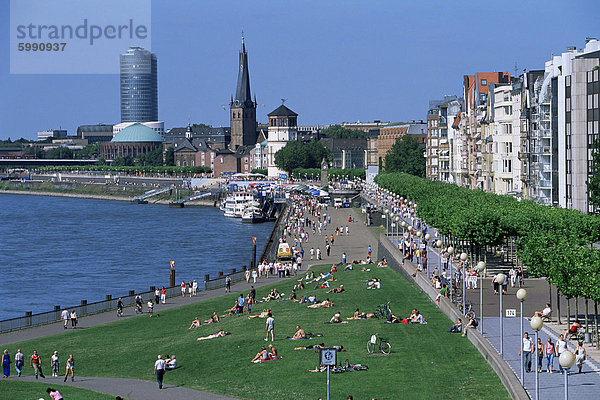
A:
[481,79,487,86]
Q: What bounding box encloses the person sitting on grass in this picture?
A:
[377,259,388,268]
[293,281,305,291]
[197,330,231,341]
[367,279,381,289]
[251,346,271,363]
[289,325,307,339]
[46,388,63,400]
[315,280,331,289]
[409,310,427,324]
[326,285,344,294]
[225,300,239,315]
[385,312,404,324]
[448,318,462,333]
[328,311,348,324]
[165,355,177,370]
[188,316,201,329]
[248,309,271,319]
[268,344,279,359]
[331,264,338,273]
[361,266,371,272]
[461,315,478,337]
[288,290,297,302]
[299,295,318,304]
[307,298,333,308]
[204,312,220,325]
[344,264,353,271]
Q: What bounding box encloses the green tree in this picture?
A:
[274,140,330,174]
[75,143,99,159]
[45,146,73,159]
[587,139,600,212]
[112,155,134,166]
[164,147,175,166]
[135,146,164,166]
[320,124,368,139]
[250,168,268,175]
[384,135,425,177]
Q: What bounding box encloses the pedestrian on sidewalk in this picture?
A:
[154,354,166,389]
[63,354,74,382]
[61,308,69,329]
[545,338,555,373]
[181,281,186,297]
[225,275,231,292]
[70,309,78,329]
[536,338,544,372]
[192,280,198,296]
[245,269,251,283]
[326,244,331,257]
[14,349,23,377]
[575,341,586,373]
[556,334,568,373]
[161,287,166,304]
[2,349,11,378]
[154,288,160,304]
[252,269,257,283]
[30,350,45,379]
[188,280,193,297]
[518,332,533,373]
[50,351,59,377]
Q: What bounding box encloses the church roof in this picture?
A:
[268,104,298,117]
[232,36,254,108]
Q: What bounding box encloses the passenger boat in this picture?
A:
[223,192,256,218]
[241,206,265,223]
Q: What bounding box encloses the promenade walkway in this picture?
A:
[364,184,600,399]
[0,202,374,400]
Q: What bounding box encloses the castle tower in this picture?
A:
[230,34,257,149]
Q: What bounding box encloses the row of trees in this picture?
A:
[291,167,366,180]
[38,165,211,175]
[376,172,600,329]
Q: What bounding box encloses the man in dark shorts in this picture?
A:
[250,286,256,304]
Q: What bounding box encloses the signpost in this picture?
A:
[319,348,337,400]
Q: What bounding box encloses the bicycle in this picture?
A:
[367,333,391,355]
[374,302,391,320]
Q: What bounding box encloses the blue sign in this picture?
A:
[279,173,288,180]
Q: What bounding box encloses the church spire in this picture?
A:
[234,33,252,108]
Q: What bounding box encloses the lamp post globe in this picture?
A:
[495,273,506,285]
[460,252,468,261]
[416,231,423,238]
[477,261,486,271]
[435,239,442,248]
[395,216,400,223]
[530,316,543,331]
[401,221,407,227]
[408,225,413,232]
[447,246,454,255]
[559,350,575,369]
[516,288,528,302]
[424,233,431,241]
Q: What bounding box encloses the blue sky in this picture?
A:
[1,0,599,140]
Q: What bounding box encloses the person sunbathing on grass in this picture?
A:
[315,280,330,289]
[188,316,201,329]
[268,344,279,359]
[225,300,239,315]
[293,281,305,291]
[330,264,338,273]
[295,343,324,350]
[289,325,306,339]
[307,298,333,308]
[361,266,371,272]
[248,309,271,319]
[326,285,344,294]
[197,330,231,341]
[328,311,348,324]
[251,346,270,363]
[346,308,375,320]
[203,312,219,325]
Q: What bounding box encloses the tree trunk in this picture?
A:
[576,298,580,325]
[585,298,589,333]
[594,301,600,350]
[548,280,552,313]
[567,297,571,328]
[557,289,562,325]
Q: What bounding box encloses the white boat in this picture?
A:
[241,206,265,223]
[223,192,256,218]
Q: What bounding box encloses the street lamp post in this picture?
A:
[531,316,544,400]
[478,261,486,333]
[417,231,424,271]
[559,351,575,400]
[436,239,443,281]
[395,216,401,243]
[424,233,431,277]
[384,209,389,235]
[460,252,468,314]
[496,273,507,356]
[517,288,528,384]
[447,246,455,303]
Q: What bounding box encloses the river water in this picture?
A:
[0,193,274,320]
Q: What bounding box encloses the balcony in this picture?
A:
[518,151,528,159]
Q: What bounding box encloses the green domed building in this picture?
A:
[100,123,163,160]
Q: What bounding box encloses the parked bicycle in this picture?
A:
[367,333,391,355]
[374,302,392,320]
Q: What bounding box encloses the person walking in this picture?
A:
[154,354,166,389]
[2,349,11,378]
[341,252,346,264]
[556,334,568,373]
[192,280,198,296]
[14,349,24,377]
[30,350,45,379]
[225,275,231,293]
[154,288,160,304]
[265,312,274,342]
[50,351,59,377]
[575,341,586,373]
[518,332,534,373]
[64,354,74,382]
[245,269,251,283]
[188,280,193,297]
[536,338,544,372]
[252,269,257,284]
[160,287,166,304]
[61,308,69,329]
[326,244,331,257]
[545,338,555,373]
[70,309,78,329]
[181,281,186,297]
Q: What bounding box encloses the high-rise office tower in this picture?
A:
[120,47,158,123]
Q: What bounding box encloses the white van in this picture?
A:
[333,198,343,208]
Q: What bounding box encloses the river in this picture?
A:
[0,193,274,320]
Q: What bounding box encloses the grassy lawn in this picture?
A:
[0,380,121,400]
[7,265,509,400]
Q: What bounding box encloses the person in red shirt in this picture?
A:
[30,350,45,379]
[181,281,186,297]
[161,286,167,304]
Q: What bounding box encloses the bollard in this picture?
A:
[204,274,210,282]
[106,295,112,301]
[170,268,176,287]
[150,286,156,292]
[218,271,223,278]
[25,311,32,327]
[242,265,247,271]
[54,305,61,311]
[129,290,135,296]
[231,268,236,274]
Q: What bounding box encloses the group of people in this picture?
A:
[1,348,74,381]
[520,332,586,374]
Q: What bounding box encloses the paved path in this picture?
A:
[1,202,375,400]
